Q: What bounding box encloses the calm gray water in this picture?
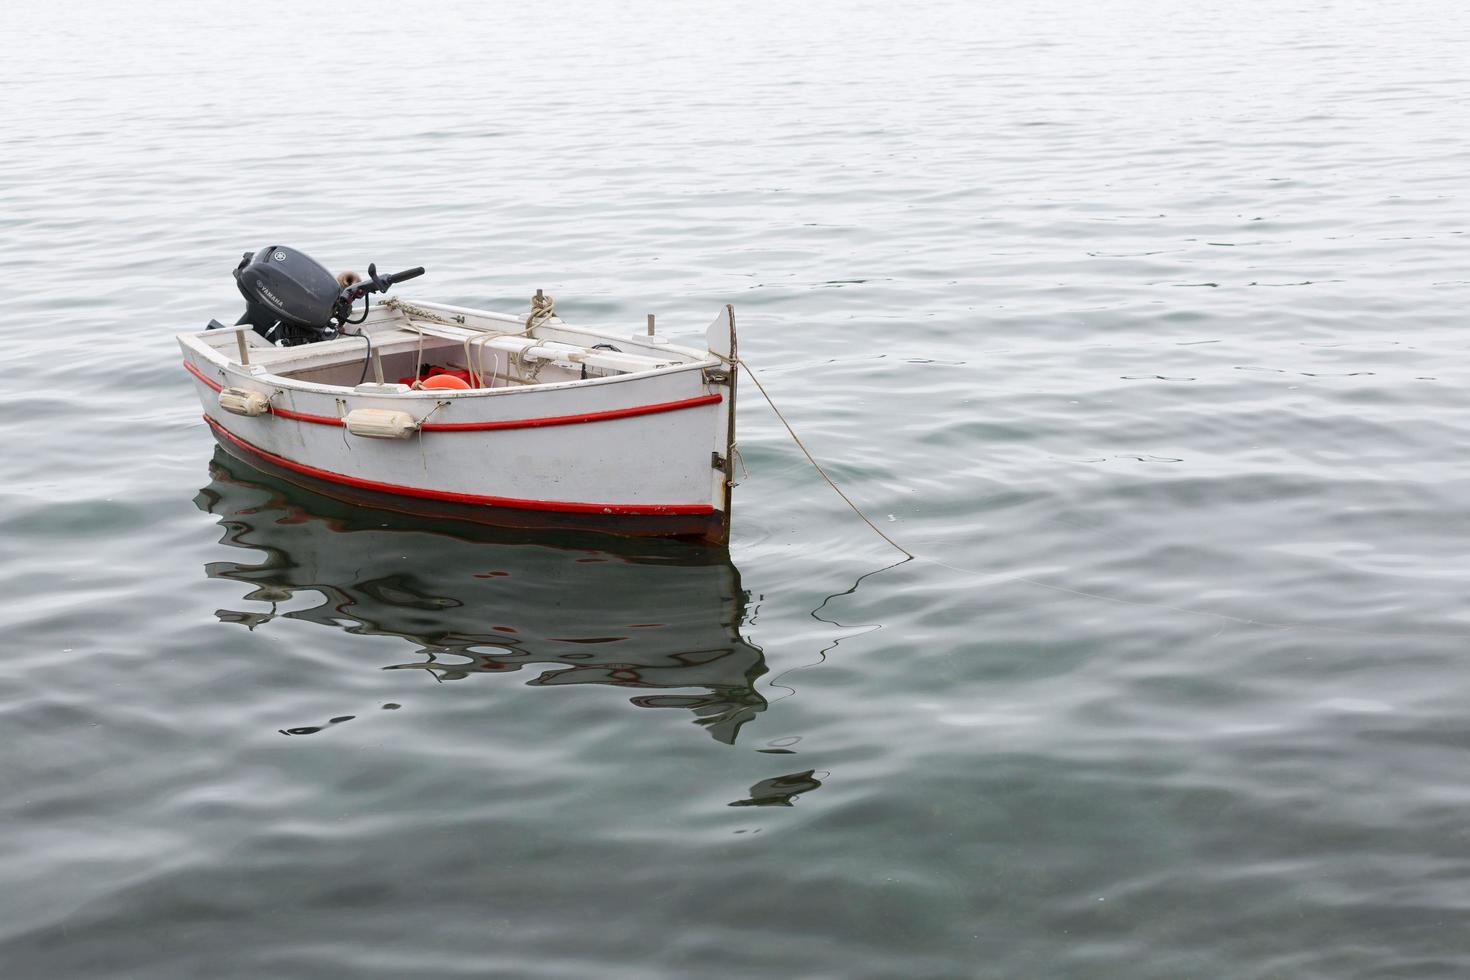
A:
[4,1,1470,976]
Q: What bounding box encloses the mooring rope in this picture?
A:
[736,357,913,559]
[737,356,1470,640]
[735,356,1299,628]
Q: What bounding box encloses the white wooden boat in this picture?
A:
[179,286,739,544]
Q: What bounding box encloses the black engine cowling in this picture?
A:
[234,245,342,345]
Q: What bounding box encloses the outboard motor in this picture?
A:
[229,246,425,346]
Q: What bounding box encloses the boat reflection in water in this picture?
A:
[194,448,768,744]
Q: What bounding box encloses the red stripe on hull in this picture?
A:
[183,359,223,391]
[272,406,344,426]
[421,394,722,431]
[203,415,715,516]
[184,360,343,425]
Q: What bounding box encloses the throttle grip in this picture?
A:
[387,267,425,284]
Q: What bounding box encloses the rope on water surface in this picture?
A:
[736,356,913,560]
[737,355,1277,623]
[735,356,1466,640]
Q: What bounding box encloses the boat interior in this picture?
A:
[190,301,709,392]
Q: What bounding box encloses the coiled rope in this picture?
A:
[526,289,557,331]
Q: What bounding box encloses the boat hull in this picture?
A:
[206,421,728,540]
[179,303,738,543]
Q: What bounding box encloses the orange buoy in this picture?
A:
[419,374,472,391]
